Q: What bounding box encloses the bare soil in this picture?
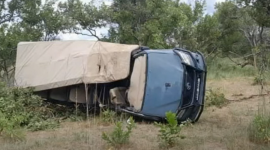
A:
[1,77,270,150]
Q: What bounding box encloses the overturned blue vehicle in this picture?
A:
[113,47,207,122]
[15,41,206,122]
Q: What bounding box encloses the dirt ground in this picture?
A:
[1,77,270,150]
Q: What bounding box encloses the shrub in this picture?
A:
[0,112,26,141]
[100,109,116,125]
[0,83,46,140]
[248,113,270,145]
[102,116,135,148]
[0,82,85,140]
[155,111,185,148]
[205,88,227,108]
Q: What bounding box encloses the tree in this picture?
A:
[19,0,65,41]
[39,0,65,41]
[170,0,206,50]
[0,23,43,85]
[239,0,270,29]
[0,0,66,84]
[104,0,206,50]
[212,0,270,69]
[106,0,166,46]
[0,0,22,24]
[214,1,257,67]
[58,0,109,40]
[196,13,221,55]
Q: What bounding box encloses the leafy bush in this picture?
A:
[248,113,270,145]
[0,82,85,140]
[102,116,135,148]
[155,112,185,148]
[205,88,227,108]
[0,83,46,140]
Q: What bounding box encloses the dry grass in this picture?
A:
[1,77,270,150]
[206,77,270,101]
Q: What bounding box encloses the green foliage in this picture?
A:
[0,122,26,142]
[102,116,135,148]
[0,82,85,140]
[58,0,109,40]
[0,84,43,140]
[239,0,270,28]
[0,0,66,85]
[205,88,227,108]
[207,57,256,79]
[103,0,206,49]
[0,0,22,24]
[215,1,251,56]
[26,119,59,132]
[196,13,220,53]
[248,113,270,145]
[100,109,116,125]
[155,112,185,148]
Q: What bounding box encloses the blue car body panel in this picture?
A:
[140,50,184,118]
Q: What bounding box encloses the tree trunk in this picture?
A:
[253,52,257,70]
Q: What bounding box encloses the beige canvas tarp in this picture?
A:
[15,40,139,91]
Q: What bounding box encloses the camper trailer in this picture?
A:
[15,41,207,122]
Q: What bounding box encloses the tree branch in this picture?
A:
[259,25,264,44]
[0,14,13,24]
[205,47,217,59]
[227,55,251,68]
[73,29,100,40]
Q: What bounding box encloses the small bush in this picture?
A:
[100,109,116,125]
[155,112,185,148]
[205,88,227,108]
[0,82,85,140]
[248,113,270,145]
[102,116,135,148]
[0,84,46,140]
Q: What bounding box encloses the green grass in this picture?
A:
[248,113,270,145]
[248,100,270,145]
[206,57,256,79]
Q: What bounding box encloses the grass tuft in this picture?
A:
[100,109,117,125]
[205,88,227,108]
[248,112,270,145]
